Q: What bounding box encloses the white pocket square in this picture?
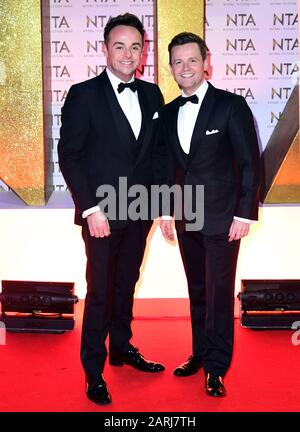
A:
[152,111,159,119]
[206,129,219,135]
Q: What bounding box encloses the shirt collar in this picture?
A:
[106,67,135,94]
[181,80,209,105]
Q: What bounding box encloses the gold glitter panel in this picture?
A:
[262,85,300,203]
[264,132,300,203]
[0,0,50,205]
[156,0,205,103]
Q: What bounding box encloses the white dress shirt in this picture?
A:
[177,80,208,154]
[82,68,142,219]
[106,68,142,140]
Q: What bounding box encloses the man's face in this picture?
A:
[102,25,143,82]
[170,42,207,95]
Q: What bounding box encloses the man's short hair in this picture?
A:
[168,32,208,64]
[104,13,145,46]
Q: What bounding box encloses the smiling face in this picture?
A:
[170,42,207,95]
[102,25,143,82]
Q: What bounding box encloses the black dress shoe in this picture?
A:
[205,373,226,397]
[109,346,165,372]
[86,375,112,405]
[173,355,203,376]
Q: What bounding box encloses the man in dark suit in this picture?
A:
[58,13,164,405]
[159,32,260,397]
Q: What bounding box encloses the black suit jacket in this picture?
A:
[58,70,163,228]
[159,82,260,235]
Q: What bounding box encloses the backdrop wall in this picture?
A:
[0,0,299,299]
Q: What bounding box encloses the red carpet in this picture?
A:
[0,300,299,412]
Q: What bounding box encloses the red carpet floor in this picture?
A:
[0,300,300,413]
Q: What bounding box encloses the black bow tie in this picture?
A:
[178,94,199,107]
[117,81,138,93]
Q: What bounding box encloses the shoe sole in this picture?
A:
[205,390,227,397]
[110,360,164,372]
[87,394,112,405]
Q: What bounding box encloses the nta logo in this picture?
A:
[227,14,256,27]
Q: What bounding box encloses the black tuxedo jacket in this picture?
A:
[58,70,163,228]
[159,82,260,235]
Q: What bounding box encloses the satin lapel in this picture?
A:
[167,100,187,167]
[188,83,216,164]
[99,71,135,157]
[135,84,151,164]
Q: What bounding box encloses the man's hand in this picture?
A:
[160,219,175,241]
[87,211,111,238]
[228,219,250,242]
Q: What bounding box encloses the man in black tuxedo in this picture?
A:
[58,13,164,405]
[159,32,260,397]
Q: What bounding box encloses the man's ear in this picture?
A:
[169,63,174,77]
[102,42,108,59]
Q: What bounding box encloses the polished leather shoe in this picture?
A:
[86,375,112,405]
[173,355,203,376]
[109,346,165,372]
[205,373,226,397]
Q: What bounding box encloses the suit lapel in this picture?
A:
[167,99,188,167]
[135,84,149,162]
[135,83,159,164]
[188,83,216,164]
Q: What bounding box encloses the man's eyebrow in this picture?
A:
[173,56,199,62]
[112,41,142,47]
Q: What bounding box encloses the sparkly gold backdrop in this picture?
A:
[0,0,49,205]
[156,0,205,103]
[265,131,300,202]
[262,84,300,203]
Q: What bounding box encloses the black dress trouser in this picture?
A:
[177,230,240,377]
[81,220,152,378]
